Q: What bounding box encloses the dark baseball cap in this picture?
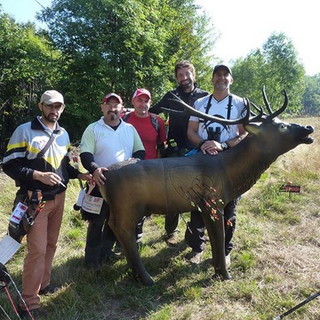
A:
[213,64,232,75]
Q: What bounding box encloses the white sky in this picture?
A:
[196,0,319,76]
[1,0,319,76]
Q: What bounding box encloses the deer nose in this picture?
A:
[306,125,314,132]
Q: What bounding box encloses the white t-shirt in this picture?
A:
[190,94,246,143]
[80,118,144,167]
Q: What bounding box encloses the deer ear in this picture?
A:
[244,123,261,136]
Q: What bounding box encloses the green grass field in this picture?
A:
[0,117,319,320]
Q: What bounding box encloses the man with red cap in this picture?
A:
[80,93,145,269]
[121,88,167,244]
[123,88,166,159]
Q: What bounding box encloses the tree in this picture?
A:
[0,11,61,154]
[232,33,305,114]
[302,74,320,115]
[38,0,215,140]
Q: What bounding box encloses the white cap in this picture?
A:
[40,90,64,105]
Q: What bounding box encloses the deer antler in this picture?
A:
[162,92,250,125]
[262,86,288,119]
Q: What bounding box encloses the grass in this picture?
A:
[0,116,319,319]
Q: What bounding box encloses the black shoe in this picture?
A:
[102,250,116,261]
[18,306,41,319]
[39,284,59,295]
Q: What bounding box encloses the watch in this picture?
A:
[221,142,229,151]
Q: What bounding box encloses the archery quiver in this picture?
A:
[8,190,44,243]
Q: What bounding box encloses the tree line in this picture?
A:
[0,0,319,154]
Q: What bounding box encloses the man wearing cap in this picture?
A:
[184,64,248,264]
[121,88,167,243]
[2,90,91,317]
[150,60,209,245]
[80,93,145,269]
[124,88,166,160]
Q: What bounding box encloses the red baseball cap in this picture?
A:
[101,93,123,104]
[132,88,151,100]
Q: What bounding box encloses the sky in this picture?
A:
[0,0,319,76]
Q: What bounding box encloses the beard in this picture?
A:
[179,79,193,91]
[214,82,229,91]
[42,113,59,123]
[108,111,119,121]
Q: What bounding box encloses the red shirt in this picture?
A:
[124,112,166,159]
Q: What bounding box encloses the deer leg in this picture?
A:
[202,212,231,280]
[108,212,154,286]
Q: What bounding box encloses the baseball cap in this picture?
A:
[40,90,64,105]
[213,64,232,75]
[101,93,123,104]
[132,88,151,100]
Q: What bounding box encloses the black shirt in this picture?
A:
[150,84,209,149]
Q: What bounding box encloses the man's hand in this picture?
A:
[33,170,62,186]
[93,167,108,187]
[199,140,222,155]
[78,172,93,183]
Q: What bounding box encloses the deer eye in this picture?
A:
[279,123,288,132]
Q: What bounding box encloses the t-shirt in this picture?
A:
[123,112,166,159]
[190,94,246,142]
[80,117,144,167]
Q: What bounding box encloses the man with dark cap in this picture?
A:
[185,64,248,264]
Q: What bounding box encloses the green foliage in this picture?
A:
[302,74,320,115]
[232,32,306,115]
[0,12,61,153]
[38,0,214,140]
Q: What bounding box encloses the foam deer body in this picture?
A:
[99,89,314,285]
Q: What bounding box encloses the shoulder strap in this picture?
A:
[227,95,233,119]
[205,94,213,114]
[202,94,213,129]
[122,112,131,122]
[149,113,160,133]
[37,132,56,158]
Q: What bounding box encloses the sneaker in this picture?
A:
[185,250,203,264]
[114,242,122,255]
[39,284,59,295]
[165,233,179,246]
[225,254,231,267]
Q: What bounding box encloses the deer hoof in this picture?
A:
[133,272,154,286]
[213,271,232,281]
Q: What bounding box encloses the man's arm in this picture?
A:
[224,124,248,148]
[187,120,203,148]
[188,120,225,156]
[80,152,106,187]
[149,91,174,114]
